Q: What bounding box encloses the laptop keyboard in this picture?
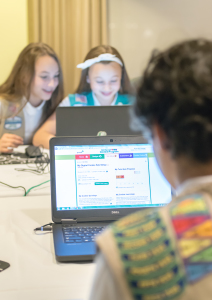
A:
[62,225,105,243]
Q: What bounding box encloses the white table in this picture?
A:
[0,146,51,197]
[0,164,51,197]
[0,195,95,300]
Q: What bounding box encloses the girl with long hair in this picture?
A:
[0,42,63,153]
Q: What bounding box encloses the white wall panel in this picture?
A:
[108,0,212,79]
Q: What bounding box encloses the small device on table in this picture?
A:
[25,145,42,158]
[0,260,10,272]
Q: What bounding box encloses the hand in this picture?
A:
[0,133,24,153]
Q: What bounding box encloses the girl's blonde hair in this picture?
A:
[75,45,133,95]
[0,42,64,120]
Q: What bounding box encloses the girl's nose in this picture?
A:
[48,78,55,87]
[103,84,111,91]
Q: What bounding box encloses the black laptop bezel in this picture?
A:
[50,135,154,223]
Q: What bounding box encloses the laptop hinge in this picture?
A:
[61,219,77,224]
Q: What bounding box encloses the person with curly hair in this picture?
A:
[89,39,212,300]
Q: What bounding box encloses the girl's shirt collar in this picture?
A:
[92,92,118,106]
[25,100,45,115]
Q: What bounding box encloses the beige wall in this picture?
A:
[1,0,212,84]
[0,0,28,84]
[108,0,212,79]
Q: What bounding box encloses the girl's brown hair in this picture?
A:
[0,42,64,120]
[75,45,133,94]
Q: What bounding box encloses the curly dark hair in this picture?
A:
[133,39,212,163]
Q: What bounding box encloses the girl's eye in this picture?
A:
[54,74,60,78]
[96,81,104,84]
[111,80,118,83]
[40,76,48,79]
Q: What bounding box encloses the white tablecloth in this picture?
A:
[0,165,50,197]
[0,195,95,300]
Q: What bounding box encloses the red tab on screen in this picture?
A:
[75,154,90,159]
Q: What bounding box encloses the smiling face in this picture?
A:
[29,55,59,107]
[87,62,122,105]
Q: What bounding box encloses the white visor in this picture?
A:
[77,53,123,69]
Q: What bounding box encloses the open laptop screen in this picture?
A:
[54,144,171,211]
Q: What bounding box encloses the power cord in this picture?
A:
[0,146,51,195]
[25,180,50,196]
[0,181,27,196]
[34,222,53,235]
[0,180,50,196]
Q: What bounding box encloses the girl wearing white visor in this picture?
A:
[33,45,134,148]
[62,45,134,106]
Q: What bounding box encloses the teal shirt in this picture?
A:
[68,92,134,106]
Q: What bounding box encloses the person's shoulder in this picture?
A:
[96,190,212,299]
[0,97,4,113]
[59,96,70,107]
[0,97,9,105]
[167,191,212,280]
[168,190,212,222]
[97,207,186,299]
[169,190,212,214]
[0,97,24,114]
[116,93,135,105]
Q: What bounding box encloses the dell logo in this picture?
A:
[111,211,120,214]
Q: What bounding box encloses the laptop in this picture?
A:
[50,136,172,262]
[56,106,137,136]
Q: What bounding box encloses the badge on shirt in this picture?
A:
[112,210,186,300]
[75,94,87,104]
[4,116,22,130]
[170,193,212,283]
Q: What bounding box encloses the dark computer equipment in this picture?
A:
[50,136,171,262]
[25,145,42,158]
[56,106,136,136]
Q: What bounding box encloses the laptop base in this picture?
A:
[53,222,111,262]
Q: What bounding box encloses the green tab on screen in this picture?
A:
[90,154,105,159]
[148,153,155,157]
[55,155,75,160]
[95,182,109,185]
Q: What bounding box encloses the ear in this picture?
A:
[86,75,90,84]
[152,123,171,151]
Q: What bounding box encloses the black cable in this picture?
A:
[34,222,53,234]
[0,146,50,170]
[15,147,50,175]
[0,181,26,196]
[0,153,38,165]
[0,147,50,196]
